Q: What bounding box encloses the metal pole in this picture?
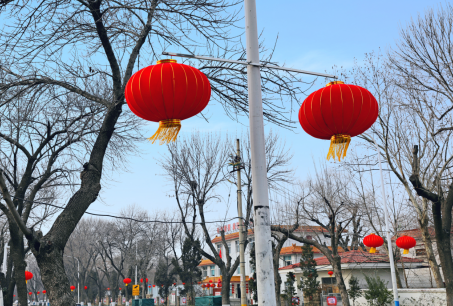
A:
[136,242,138,299]
[372,136,399,306]
[243,1,276,306]
[78,258,80,304]
[235,139,247,306]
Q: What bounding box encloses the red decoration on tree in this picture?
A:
[42,290,46,294]
[119,288,122,291]
[396,235,417,255]
[209,280,212,283]
[25,271,33,284]
[146,278,149,283]
[107,288,110,291]
[123,278,132,286]
[125,59,211,144]
[140,278,143,283]
[363,233,384,253]
[84,286,87,290]
[299,81,378,161]
[328,271,334,277]
[29,292,32,296]
[173,283,176,286]
[153,285,156,288]
[182,283,185,285]
[70,286,76,292]
[37,291,40,295]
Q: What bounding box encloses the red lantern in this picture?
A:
[173,283,176,286]
[123,278,132,286]
[198,282,201,285]
[363,233,384,253]
[107,288,110,291]
[29,292,32,296]
[146,278,149,283]
[84,286,87,290]
[211,284,215,288]
[396,235,416,255]
[25,271,33,284]
[182,283,185,285]
[140,278,143,283]
[299,81,378,161]
[328,271,334,277]
[37,291,40,295]
[209,280,212,283]
[119,288,122,291]
[70,286,76,292]
[42,290,46,294]
[153,285,156,288]
[125,59,211,144]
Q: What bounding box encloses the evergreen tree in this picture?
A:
[155,259,176,303]
[298,243,319,305]
[172,238,203,304]
[363,275,392,306]
[347,276,362,306]
[248,243,258,303]
[281,272,296,306]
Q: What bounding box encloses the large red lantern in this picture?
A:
[70,286,76,292]
[396,235,416,255]
[299,81,378,161]
[123,278,132,286]
[328,271,333,277]
[363,233,384,253]
[25,271,33,284]
[125,59,211,144]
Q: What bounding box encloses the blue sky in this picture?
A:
[87,0,436,226]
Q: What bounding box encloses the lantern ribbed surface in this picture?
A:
[25,270,33,284]
[70,286,76,291]
[299,81,378,161]
[123,278,132,286]
[396,235,416,254]
[125,59,211,144]
[363,233,384,253]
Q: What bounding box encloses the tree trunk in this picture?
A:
[221,275,230,306]
[419,213,444,288]
[9,224,27,306]
[432,198,453,305]
[332,256,350,306]
[35,247,75,306]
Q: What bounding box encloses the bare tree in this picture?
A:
[0,0,315,304]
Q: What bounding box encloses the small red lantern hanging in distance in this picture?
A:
[42,290,46,294]
[146,278,149,283]
[29,292,32,296]
[119,288,122,291]
[25,271,33,284]
[37,291,40,295]
[125,59,211,144]
[123,278,132,286]
[363,233,384,253]
[182,283,185,285]
[70,286,76,292]
[153,285,156,288]
[84,286,87,290]
[107,288,110,291]
[396,235,417,255]
[328,271,334,277]
[173,283,176,286]
[299,81,378,161]
[140,278,143,283]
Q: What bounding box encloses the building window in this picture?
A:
[202,266,207,278]
[322,277,337,285]
[284,255,292,266]
[416,248,427,256]
[227,243,231,254]
[211,266,215,276]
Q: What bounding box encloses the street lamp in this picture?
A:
[64,255,80,304]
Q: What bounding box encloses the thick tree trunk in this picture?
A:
[419,213,444,288]
[332,256,350,306]
[35,247,75,305]
[221,275,230,306]
[9,224,27,306]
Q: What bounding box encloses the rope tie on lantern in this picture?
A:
[327,134,351,161]
[148,119,181,144]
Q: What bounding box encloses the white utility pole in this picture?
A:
[243,1,275,305]
[372,135,399,306]
[234,139,247,306]
[135,242,138,300]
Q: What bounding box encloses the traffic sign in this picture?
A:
[132,285,140,296]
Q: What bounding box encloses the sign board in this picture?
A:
[326,296,337,306]
[214,292,221,296]
[181,297,186,304]
[132,285,140,296]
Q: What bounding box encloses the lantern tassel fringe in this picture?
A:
[148,119,181,145]
[369,247,376,254]
[403,249,409,255]
[327,134,351,161]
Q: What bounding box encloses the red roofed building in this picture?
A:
[278,250,424,301]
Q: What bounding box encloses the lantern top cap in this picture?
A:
[326,81,344,87]
[157,59,177,64]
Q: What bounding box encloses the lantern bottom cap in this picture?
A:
[148,119,181,145]
[369,247,376,253]
[327,134,351,162]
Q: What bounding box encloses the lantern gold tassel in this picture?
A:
[148,119,181,145]
[327,134,351,161]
